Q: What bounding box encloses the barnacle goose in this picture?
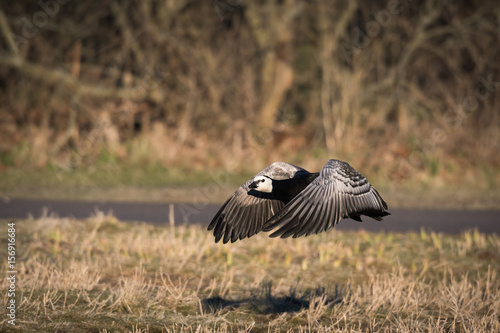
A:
[208,159,389,243]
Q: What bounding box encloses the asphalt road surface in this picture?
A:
[1,198,499,234]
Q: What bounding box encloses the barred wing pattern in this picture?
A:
[262,159,389,238]
[208,162,309,243]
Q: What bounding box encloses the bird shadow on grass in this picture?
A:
[201,279,344,315]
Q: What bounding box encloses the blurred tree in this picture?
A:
[0,0,498,180]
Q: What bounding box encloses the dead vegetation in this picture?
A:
[0,1,499,189]
[1,213,499,332]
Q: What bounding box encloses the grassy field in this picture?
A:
[1,213,499,332]
[1,164,499,209]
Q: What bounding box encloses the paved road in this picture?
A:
[1,198,499,234]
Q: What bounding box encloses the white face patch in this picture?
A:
[252,175,273,193]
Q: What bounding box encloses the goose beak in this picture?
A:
[248,181,257,189]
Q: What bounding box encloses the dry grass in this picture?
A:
[1,212,499,332]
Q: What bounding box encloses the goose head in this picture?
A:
[248,175,273,193]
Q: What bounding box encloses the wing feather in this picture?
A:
[208,162,309,243]
[264,159,389,238]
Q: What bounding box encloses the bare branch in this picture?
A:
[0,54,163,102]
[0,9,19,54]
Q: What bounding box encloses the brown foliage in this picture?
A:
[0,0,499,183]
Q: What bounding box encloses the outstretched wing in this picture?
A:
[262,159,389,238]
[208,162,309,243]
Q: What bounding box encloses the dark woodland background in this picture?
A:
[0,0,499,190]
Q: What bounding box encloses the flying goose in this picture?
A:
[208,159,389,243]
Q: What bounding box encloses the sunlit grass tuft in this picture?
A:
[1,213,499,332]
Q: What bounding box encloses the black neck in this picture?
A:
[272,172,320,203]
